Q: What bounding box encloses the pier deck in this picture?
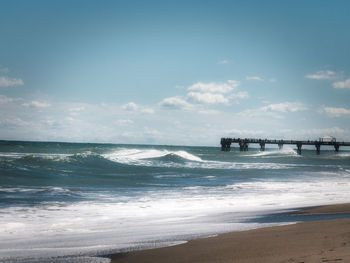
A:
[220,138,350,154]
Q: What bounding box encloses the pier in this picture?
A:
[220,137,350,154]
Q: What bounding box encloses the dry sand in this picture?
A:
[109,204,350,263]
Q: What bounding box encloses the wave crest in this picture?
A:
[102,149,203,165]
[244,147,299,158]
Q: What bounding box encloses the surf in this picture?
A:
[102,148,203,165]
[1,141,350,262]
[242,147,299,158]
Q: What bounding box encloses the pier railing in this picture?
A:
[220,138,350,154]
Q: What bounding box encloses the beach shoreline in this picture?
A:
[107,203,350,263]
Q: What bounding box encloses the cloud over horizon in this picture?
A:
[305,70,337,80]
[22,101,51,108]
[321,106,350,117]
[332,79,350,89]
[159,96,194,110]
[188,80,240,93]
[0,76,24,88]
[246,76,264,81]
[122,102,155,114]
[160,80,248,110]
[261,102,308,113]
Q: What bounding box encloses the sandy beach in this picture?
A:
[109,204,350,263]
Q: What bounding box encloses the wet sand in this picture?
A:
[300,203,350,215]
[108,203,350,263]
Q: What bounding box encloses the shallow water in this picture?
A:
[1,140,350,262]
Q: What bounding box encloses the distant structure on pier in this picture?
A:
[319,135,336,142]
[220,136,350,155]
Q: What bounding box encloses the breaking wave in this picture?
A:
[244,147,299,158]
[102,148,203,164]
[102,148,297,170]
[0,148,303,171]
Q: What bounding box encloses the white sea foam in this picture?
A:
[328,152,350,159]
[244,147,299,157]
[1,173,350,261]
[189,160,296,170]
[0,152,72,161]
[0,186,74,196]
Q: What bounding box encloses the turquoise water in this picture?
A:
[1,140,350,262]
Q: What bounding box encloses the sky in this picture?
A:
[1,0,350,146]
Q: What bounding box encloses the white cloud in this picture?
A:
[69,106,85,112]
[292,127,347,138]
[225,129,265,137]
[218,60,229,64]
[141,108,155,114]
[197,109,220,115]
[321,107,350,117]
[160,80,247,109]
[227,80,240,87]
[1,93,349,145]
[238,108,284,119]
[262,102,307,113]
[143,127,161,136]
[120,127,162,140]
[42,118,57,127]
[0,76,24,87]
[269,78,277,83]
[0,117,29,127]
[0,95,14,104]
[0,66,9,73]
[332,79,350,89]
[246,76,264,81]
[68,106,85,116]
[116,119,134,125]
[229,91,249,99]
[187,92,229,104]
[22,100,51,108]
[237,102,307,120]
[31,101,51,108]
[65,116,76,122]
[305,70,336,80]
[122,102,138,111]
[276,127,349,141]
[188,80,239,93]
[159,96,193,110]
[122,102,154,114]
[307,127,347,136]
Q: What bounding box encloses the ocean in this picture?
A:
[1,140,350,263]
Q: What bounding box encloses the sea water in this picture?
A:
[1,141,350,262]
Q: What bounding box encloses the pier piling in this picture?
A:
[259,142,265,151]
[296,142,302,155]
[239,141,249,151]
[334,143,340,152]
[315,143,321,155]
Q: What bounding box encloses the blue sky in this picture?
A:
[1,0,350,145]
